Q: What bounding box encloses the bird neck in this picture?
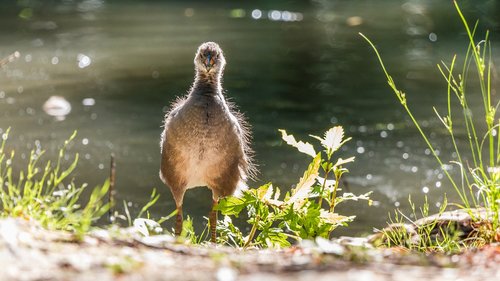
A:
[193,71,222,95]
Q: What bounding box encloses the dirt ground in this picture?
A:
[0,218,499,281]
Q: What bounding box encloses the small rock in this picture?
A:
[137,235,175,248]
[216,266,238,281]
[315,237,345,255]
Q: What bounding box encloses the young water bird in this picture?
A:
[160,42,254,243]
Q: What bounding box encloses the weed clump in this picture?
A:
[0,129,110,236]
[216,126,372,248]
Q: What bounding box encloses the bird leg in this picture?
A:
[209,199,218,243]
[175,204,183,236]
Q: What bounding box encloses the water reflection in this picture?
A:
[42,96,71,120]
[402,1,437,80]
[0,0,498,235]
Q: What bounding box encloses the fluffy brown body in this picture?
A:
[160,42,253,242]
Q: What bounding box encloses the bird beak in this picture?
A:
[206,53,212,69]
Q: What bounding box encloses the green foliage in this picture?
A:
[216,215,245,247]
[182,216,213,244]
[375,195,465,253]
[119,188,169,226]
[115,188,179,237]
[0,129,110,236]
[362,0,500,248]
[217,126,372,248]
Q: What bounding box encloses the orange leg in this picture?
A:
[209,199,218,243]
[175,205,183,236]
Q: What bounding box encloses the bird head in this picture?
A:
[194,42,226,76]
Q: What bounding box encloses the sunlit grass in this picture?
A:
[361,0,500,249]
[0,129,110,236]
[374,196,466,253]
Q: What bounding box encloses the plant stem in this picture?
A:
[108,153,116,222]
[318,164,331,206]
[360,32,469,208]
[329,171,340,213]
[244,215,260,248]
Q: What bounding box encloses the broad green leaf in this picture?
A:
[256,183,272,200]
[288,153,321,204]
[279,129,317,158]
[311,126,351,153]
[217,196,246,217]
[265,198,284,207]
[316,176,336,189]
[273,187,281,201]
[333,157,355,168]
[335,191,373,205]
[262,184,273,201]
[257,184,285,207]
[339,191,372,201]
[319,210,354,225]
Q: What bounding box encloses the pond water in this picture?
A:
[0,0,499,236]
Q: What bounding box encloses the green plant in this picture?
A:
[216,126,372,248]
[361,0,499,245]
[182,216,213,244]
[377,195,467,253]
[0,129,110,236]
[116,188,179,237]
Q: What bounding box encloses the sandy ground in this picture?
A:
[0,218,499,281]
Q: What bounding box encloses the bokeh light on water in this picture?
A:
[0,0,499,235]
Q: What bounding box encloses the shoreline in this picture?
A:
[1,211,498,281]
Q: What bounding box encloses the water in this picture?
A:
[0,0,499,236]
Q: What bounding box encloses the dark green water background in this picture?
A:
[0,0,499,235]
